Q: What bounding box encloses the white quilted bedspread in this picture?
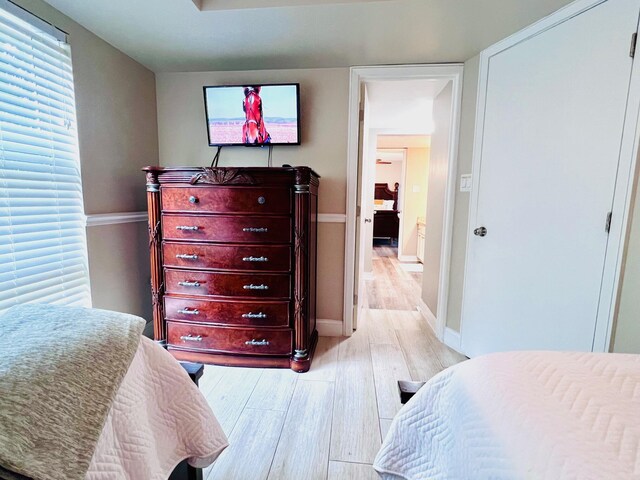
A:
[87,337,228,479]
[374,351,640,480]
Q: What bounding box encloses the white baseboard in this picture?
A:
[362,271,374,280]
[398,255,419,263]
[443,327,463,353]
[416,299,438,338]
[317,319,343,337]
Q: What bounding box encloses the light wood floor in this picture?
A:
[200,244,465,479]
[363,246,423,311]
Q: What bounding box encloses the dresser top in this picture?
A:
[143,166,320,187]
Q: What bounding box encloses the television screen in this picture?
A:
[204,84,300,146]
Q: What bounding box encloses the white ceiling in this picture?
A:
[366,79,448,134]
[42,0,574,72]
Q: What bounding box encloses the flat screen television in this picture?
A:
[203,83,301,146]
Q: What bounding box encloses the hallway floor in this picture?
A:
[200,245,465,480]
[363,245,423,311]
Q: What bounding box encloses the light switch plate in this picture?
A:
[460,174,472,192]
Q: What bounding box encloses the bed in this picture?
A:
[0,304,228,480]
[374,351,640,480]
[374,182,400,242]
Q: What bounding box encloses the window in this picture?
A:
[0,0,91,312]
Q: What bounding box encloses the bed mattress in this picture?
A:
[374,351,640,480]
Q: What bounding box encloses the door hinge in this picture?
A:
[605,212,613,234]
[630,32,637,58]
[358,103,365,122]
[353,293,358,305]
[356,205,361,217]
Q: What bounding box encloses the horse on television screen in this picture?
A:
[242,86,271,144]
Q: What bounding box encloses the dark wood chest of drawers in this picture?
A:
[143,166,319,372]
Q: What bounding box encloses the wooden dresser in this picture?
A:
[143,166,319,372]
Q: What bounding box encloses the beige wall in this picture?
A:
[446,55,480,332]
[375,160,403,191]
[156,68,349,321]
[15,0,159,321]
[400,148,429,258]
[613,179,640,353]
[422,82,453,313]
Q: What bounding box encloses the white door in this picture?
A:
[462,0,640,357]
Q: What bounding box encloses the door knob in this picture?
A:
[473,226,487,237]
[364,218,372,223]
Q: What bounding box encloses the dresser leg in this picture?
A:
[290,330,318,372]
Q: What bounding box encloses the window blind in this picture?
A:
[0,1,91,312]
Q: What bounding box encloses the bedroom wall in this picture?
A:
[156,68,348,323]
[400,148,429,258]
[422,82,453,314]
[375,161,402,190]
[445,55,480,333]
[612,180,640,354]
[14,0,159,322]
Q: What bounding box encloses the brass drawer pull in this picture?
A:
[242,227,268,233]
[243,284,269,290]
[242,312,267,319]
[242,256,268,263]
[178,308,199,315]
[245,339,269,346]
[176,225,199,231]
[176,254,199,260]
[180,334,203,342]
[178,281,201,287]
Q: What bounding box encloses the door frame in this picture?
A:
[344,64,464,337]
[460,0,640,353]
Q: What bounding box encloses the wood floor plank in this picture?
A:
[327,461,379,480]
[246,368,298,411]
[366,310,400,345]
[395,328,444,382]
[268,380,334,480]
[330,331,381,464]
[299,336,341,382]
[199,364,227,398]
[370,343,411,419]
[205,367,263,435]
[207,408,285,480]
[379,418,393,441]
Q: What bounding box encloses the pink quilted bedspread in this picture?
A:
[87,337,228,479]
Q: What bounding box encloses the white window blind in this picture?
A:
[0,1,91,312]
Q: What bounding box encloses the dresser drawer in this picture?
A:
[162,214,292,244]
[164,296,290,327]
[167,322,292,356]
[165,269,291,298]
[163,242,291,272]
[161,187,291,214]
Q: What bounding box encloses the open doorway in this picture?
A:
[344,65,463,340]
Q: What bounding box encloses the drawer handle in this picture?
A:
[242,256,269,263]
[189,195,199,204]
[178,308,199,315]
[176,254,199,260]
[242,227,268,233]
[178,281,201,287]
[242,312,267,319]
[180,334,203,342]
[245,339,270,346]
[176,225,199,231]
[258,196,266,205]
[243,284,269,290]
